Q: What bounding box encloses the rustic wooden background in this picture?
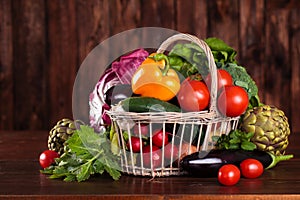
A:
[0,0,300,132]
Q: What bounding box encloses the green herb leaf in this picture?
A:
[41,125,121,182]
[241,141,257,151]
[214,129,256,151]
[229,138,241,144]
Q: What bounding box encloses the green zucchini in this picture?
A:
[119,97,181,113]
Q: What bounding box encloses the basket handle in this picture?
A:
[156,33,218,114]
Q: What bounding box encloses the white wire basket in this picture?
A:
[106,33,240,177]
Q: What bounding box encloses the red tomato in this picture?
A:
[126,136,143,153]
[152,129,169,147]
[143,145,162,168]
[177,79,210,112]
[205,69,233,91]
[218,164,241,186]
[133,123,149,136]
[39,150,59,169]
[240,159,264,179]
[217,85,249,117]
[163,144,179,160]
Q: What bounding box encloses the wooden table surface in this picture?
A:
[0,130,299,200]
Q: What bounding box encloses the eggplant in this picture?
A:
[105,84,135,105]
[180,149,293,177]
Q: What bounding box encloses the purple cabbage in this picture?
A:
[89,49,149,132]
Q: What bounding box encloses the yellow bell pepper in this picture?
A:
[141,53,165,66]
[131,54,180,101]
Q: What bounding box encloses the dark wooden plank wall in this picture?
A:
[0,0,300,132]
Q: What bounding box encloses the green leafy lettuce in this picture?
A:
[41,125,121,182]
[205,37,237,65]
[168,43,209,78]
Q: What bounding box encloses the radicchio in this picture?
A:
[89,49,149,132]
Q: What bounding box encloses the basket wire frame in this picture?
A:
[106,33,240,177]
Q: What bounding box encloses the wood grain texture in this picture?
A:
[0,0,299,131]
[12,0,47,130]
[0,131,300,199]
[0,0,13,130]
[290,7,300,132]
[176,0,207,38]
[141,0,175,29]
[264,0,292,119]
[207,0,239,50]
[74,0,111,124]
[46,0,78,127]
[239,0,265,99]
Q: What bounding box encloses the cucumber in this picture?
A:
[119,97,181,113]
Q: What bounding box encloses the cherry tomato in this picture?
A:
[177,79,210,112]
[240,159,264,179]
[218,164,240,186]
[126,136,143,153]
[163,144,179,160]
[217,85,249,117]
[133,123,149,136]
[152,129,169,147]
[143,145,162,168]
[39,150,59,169]
[205,69,233,91]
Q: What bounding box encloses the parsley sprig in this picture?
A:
[41,125,121,182]
[212,129,256,151]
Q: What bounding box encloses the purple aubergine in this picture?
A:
[180,149,293,177]
[105,84,135,106]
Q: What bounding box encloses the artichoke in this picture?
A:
[241,105,290,156]
[48,118,77,155]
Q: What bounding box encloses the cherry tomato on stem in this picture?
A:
[39,150,59,169]
[218,164,241,186]
[240,159,264,179]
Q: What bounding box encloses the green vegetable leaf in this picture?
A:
[63,174,76,182]
[41,125,122,182]
[169,42,209,77]
[222,63,258,101]
[228,144,240,150]
[241,141,257,151]
[205,37,261,108]
[214,129,256,151]
[229,138,241,144]
[244,132,255,140]
[204,37,237,65]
